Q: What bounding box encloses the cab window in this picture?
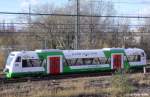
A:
[22,59,42,67]
[6,54,15,66]
[16,56,21,62]
[141,52,145,57]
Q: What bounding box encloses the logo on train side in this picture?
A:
[82,52,97,56]
[22,55,32,59]
[71,52,98,56]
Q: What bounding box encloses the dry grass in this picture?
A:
[0,52,5,68]
[0,73,149,97]
[0,76,111,97]
[110,73,136,97]
[0,52,5,74]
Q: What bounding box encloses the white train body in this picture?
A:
[3,48,147,78]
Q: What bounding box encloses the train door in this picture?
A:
[111,54,124,70]
[47,56,62,74]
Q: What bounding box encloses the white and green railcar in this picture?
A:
[3,48,146,78]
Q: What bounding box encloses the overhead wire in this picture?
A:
[0,11,150,18]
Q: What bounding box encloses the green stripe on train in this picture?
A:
[37,52,63,59]
[63,66,111,73]
[6,71,47,78]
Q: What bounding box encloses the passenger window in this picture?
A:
[66,59,77,66]
[65,58,101,66]
[16,56,21,62]
[127,55,141,62]
[83,58,93,65]
[76,59,83,65]
[93,58,100,65]
[99,57,109,64]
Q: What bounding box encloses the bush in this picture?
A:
[110,70,135,97]
[0,52,5,69]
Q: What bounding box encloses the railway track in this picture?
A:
[0,68,146,84]
[0,72,113,84]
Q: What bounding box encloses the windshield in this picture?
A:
[6,54,15,66]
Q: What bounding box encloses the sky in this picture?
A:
[112,0,150,16]
[0,0,150,23]
[0,0,67,12]
[0,0,68,22]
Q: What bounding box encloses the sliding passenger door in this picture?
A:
[47,56,62,75]
[111,54,124,70]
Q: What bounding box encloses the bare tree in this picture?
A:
[18,0,128,50]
